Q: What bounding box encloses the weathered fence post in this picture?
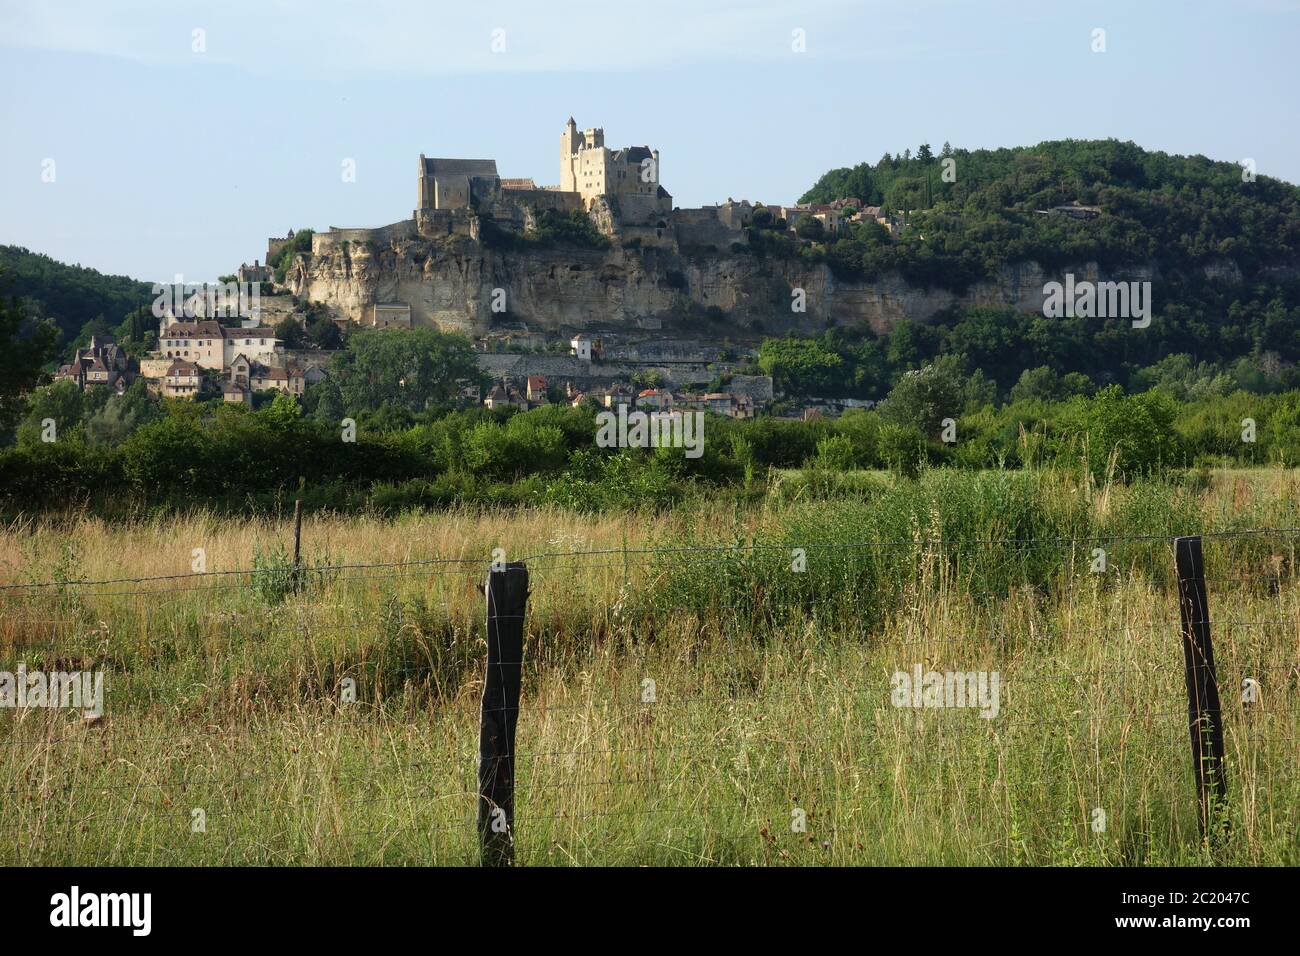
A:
[1173,535,1229,838]
[478,560,528,866]
[291,498,303,593]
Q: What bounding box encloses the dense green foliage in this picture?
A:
[757,284,1300,400]
[3,376,1298,517]
[271,230,314,282]
[0,291,60,435]
[0,246,154,347]
[796,139,1300,289]
[480,208,611,251]
[306,327,484,427]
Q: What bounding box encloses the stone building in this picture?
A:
[55,334,136,392]
[417,157,501,211]
[156,316,281,371]
[238,260,273,284]
[162,359,203,399]
[559,118,671,220]
[370,303,412,329]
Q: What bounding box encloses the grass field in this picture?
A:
[1,467,1297,865]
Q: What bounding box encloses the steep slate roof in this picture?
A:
[614,146,653,164]
[162,320,224,339]
[422,158,499,179]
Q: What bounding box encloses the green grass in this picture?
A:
[1,467,1297,865]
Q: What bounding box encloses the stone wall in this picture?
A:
[673,207,746,250]
[312,220,416,254]
[415,208,477,239]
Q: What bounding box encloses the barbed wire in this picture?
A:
[1,526,1296,594]
[1,528,1296,861]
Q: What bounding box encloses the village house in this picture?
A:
[636,388,673,411]
[570,334,594,362]
[250,364,306,397]
[369,303,412,329]
[155,316,281,371]
[162,359,203,399]
[229,354,252,388]
[484,383,526,411]
[603,384,635,408]
[55,334,137,393]
[222,381,252,406]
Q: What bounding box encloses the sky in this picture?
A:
[1,0,1297,283]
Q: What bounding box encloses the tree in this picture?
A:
[274,317,305,349]
[16,379,85,447]
[876,355,987,438]
[1063,386,1184,480]
[795,216,826,241]
[85,379,160,446]
[1009,366,1064,404]
[330,328,484,414]
[310,317,342,349]
[70,317,113,354]
[0,293,59,437]
[757,338,846,395]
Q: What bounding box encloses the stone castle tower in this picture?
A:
[560,117,665,212]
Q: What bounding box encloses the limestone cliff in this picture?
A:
[287,233,1221,340]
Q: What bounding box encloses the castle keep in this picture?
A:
[407,118,673,241]
[558,117,670,218]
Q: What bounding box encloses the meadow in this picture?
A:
[1,466,1297,865]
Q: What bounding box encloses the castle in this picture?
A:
[289,119,771,328]
[559,118,668,216]
[414,118,671,221]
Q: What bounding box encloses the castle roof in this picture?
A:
[614,146,654,164]
[421,157,499,179]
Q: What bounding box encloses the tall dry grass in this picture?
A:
[0,468,1297,864]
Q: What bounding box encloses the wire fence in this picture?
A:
[1,527,1297,864]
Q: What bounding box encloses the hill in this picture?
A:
[0,245,156,350]
[798,139,1300,289]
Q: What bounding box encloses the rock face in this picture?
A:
[287,233,1224,339]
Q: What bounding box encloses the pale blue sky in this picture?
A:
[2,0,1297,283]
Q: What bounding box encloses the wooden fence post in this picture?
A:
[291,499,303,593]
[478,560,528,866]
[1173,535,1229,838]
